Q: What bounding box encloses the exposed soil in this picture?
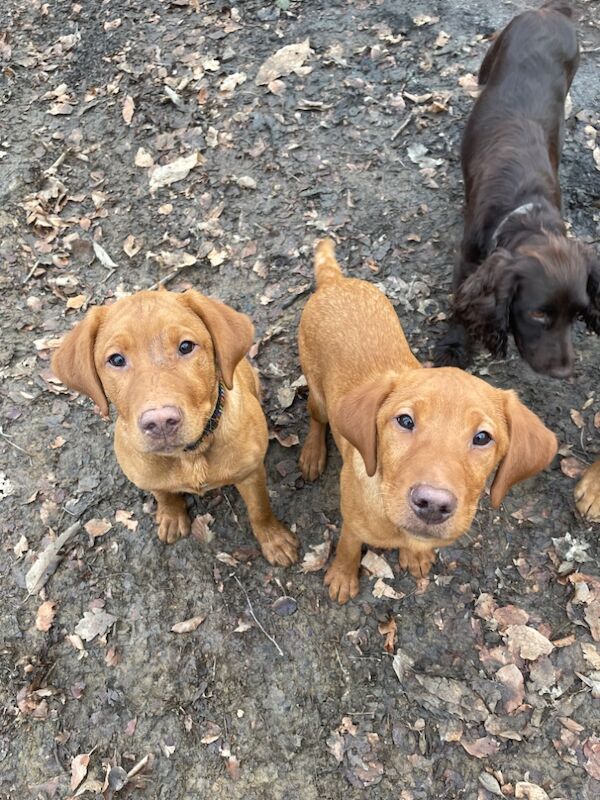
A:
[1,1,600,798]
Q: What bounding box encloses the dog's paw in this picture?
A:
[399,546,435,578]
[299,434,327,482]
[258,520,299,567]
[575,460,600,522]
[156,499,191,544]
[324,562,360,604]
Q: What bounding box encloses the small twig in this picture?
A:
[147,263,191,291]
[233,574,283,657]
[335,646,350,686]
[44,148,70,176]
[0,426,33,457]
[391,113,412,142]
[22,262,39,285]
[222,489,241,528]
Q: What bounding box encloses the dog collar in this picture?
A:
[489,202,542,252]
[183,381,225,452]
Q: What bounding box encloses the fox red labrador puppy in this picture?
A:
[52,288,298,566]
[300,239,557,603]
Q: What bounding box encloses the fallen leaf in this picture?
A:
[434,31,450,48]
[515,782,549,800]
[149,152,203,191]
[70,752,91,791]
[220,71,247,93]
[582,642,600,670]
[135,147,154,167]
[84,518,112,540]
[123,235,141,258]
[505,625,554,660]
[13,534,29,559]
[372,578,405,600]
[560,456,586,478]
[584,736,600,779]
[171,615,206,633]
[378,617,397,653]
[255,39,312,86]
[25,522,80,594]
[496,663,525,713]
[92,241,118,269]
[361,550,394,580]
[74,608,116,642]
[115,509,138,532]
[35,600,57,632]
[191,513,215,544]
[66,294,86,310]
[570,409,584,429]
[122,95,134,125]
[461,736,501,758]
[301,540,331,572]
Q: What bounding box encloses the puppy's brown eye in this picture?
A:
[396,414,414,430]
[473,430,492,446]
[178,340,195,355]
[108,353,126,368]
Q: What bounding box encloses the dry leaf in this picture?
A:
[582,642,600,670]
[515,782,550,800]
[361,550,394,580]
[458,72,479,98]
[191,513,214,544]
[13,534,29,559]
[372,578,405,600]
[84,518,112,540]
[496,663,524,713]
[74,608,116,642]
[26,522,80,594]
[70,752,91,791]
[135,147,154,168]
[461,736,501,758]
[378,617,397,653]
[301,540,331,572]
[255,39,312,85]
[583,736,600,780]
[560,456,586,478]
[92,241,118,268]
[171,615,206,633]
[570,408,584,429]
[35,600,57,632]
[123,235,141,258]
[66,294,86,310]
[149,152,203,191]
[122,94,134,125]
[115,509,138,532]
[505,625,554,660]
[220,72,247,93]
[434,31,450,48]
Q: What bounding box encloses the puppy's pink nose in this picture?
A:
[409,484,457,525]
[139,406,182,438]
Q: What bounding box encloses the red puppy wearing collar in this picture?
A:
[52,289,298,566]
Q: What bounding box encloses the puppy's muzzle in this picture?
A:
[139,405,183,440]
[409,484,457,526]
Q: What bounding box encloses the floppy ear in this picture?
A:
[490,390,558,507]
[583,248,600,333]
[51,306,109,417]
[332,375,395,477]
[454,250,521,358]
[182,290,254,390]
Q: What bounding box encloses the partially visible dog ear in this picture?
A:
[51,306,110,417]
[182,290,254,389]
[332,375,395,478]
[454,249,519,358]
[583,248,600,333]
[490,390,557,507]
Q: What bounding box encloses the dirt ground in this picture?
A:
[2,0,600,798]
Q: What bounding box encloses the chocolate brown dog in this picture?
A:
[434,1,600,377]
[52,288,298,566]
[300,239,557,603]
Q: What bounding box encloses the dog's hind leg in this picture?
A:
[299,387,328,481]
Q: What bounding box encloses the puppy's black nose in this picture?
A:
[409,484,457,525]
[139,405,182,438]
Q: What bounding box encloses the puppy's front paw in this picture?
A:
[399,546,435,578]
[324,561,360,604]
[299,434,327,482]
[257,520,299,567]
[156,497,191,544]
[575,461,600,522]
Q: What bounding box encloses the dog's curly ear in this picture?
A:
[583,248,600,333]
[454,249,519,358]
[332,375,395,477]
[182,291,254,390]
[490,390,558,507]
[51,307,110,417]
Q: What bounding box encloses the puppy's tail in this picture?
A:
[314,238,343,288]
